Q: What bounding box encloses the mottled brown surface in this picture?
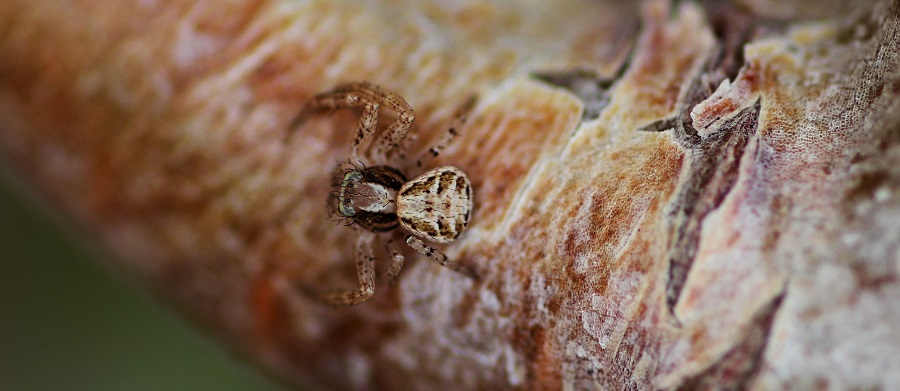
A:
[1,0,899,390]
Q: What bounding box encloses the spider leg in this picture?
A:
[405,235,476,279]
[368,89,414,164]
[352,101,380,161]
[384,238,406,285]
[415,95,476,168]
[288,89,382,161]
[290,82,416,163]
[309,232,377,306]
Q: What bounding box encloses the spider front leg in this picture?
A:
[288,90,379,160]
[289,82,414,162]
[310,232,377,306]
[405,235,476,279]
[367,90,414,164]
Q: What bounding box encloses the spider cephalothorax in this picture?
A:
[331,164,407,232]
[292,82,476,306]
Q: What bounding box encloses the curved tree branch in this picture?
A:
[1,0,899,389]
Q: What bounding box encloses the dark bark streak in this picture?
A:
[639,5,758,138]
[676,291,786,391]
[530,68,618,120]
[659,6,763,315]
[664,100,760,314]
[530,27,637,120]
[637,117,677,133]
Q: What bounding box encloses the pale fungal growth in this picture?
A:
[292,82,475,306]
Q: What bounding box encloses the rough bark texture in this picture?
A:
[1,0,899,390]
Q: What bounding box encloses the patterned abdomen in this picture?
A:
[396,166,473,243]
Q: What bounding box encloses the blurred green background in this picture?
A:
[0,169,288,391]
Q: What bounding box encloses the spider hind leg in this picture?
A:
[405,235,476,279]
[308,232,377,306]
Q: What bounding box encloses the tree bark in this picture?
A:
[1,0,899,389]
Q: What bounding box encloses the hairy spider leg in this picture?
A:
[310,232,377,306]
[292,82,415,163]
[326,83,415,163]
[405,235,476,279]
[415,95,476,168]
[291,91,380,160]
[384,238,406,285]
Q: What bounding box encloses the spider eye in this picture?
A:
[338,200,355,217]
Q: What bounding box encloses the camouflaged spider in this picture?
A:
[291,82,476,306]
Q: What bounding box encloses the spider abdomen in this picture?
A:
[397,166,473,243]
